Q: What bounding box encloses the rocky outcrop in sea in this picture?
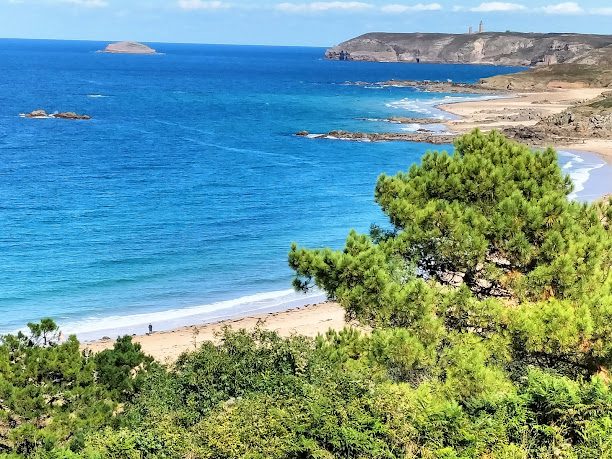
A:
[22,110,91,120]
[296,130,456,144]
[99,41,157,55]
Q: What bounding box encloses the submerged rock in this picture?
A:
[100,41,157,55]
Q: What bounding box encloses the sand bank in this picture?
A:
[83,301,348,362]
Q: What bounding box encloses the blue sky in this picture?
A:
[1,0,611,46]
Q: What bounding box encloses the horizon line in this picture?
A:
[0,36,333,49]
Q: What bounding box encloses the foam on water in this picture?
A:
[18,113,54,119]
[386,94,507,119]
[558,150,607,200]
[400,123,422,132]
[60,289,327,341]
[400,123,449,133]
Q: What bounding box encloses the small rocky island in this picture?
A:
[22,110,91,120]
[99,41,157,55]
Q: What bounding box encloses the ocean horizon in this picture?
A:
[1,40,610,339]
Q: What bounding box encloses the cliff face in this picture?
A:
[326,32,612,66]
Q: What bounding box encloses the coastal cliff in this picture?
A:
[326,32,612,66]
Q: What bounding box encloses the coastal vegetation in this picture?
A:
[1,130,611,458]
[481,61,612,91]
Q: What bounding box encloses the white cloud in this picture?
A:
[590,7,612,15]
[178,0,231,10]
[380,3,442,13]
[455,1,592,14]
[275,2,373,12]
[539,2,583,14]
[277,1,444,13]
[58,0,108,6]
[469,2,526,12]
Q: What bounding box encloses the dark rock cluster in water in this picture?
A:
[297,130,456,144]
[23,109,91,120]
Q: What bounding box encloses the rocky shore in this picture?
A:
[357,116,444,124]
[297,83,612,154]
[502,92,612,146]
[296,130,456,144]
[347,80,502,94]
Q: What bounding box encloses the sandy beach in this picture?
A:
[440,88,612,161]
[557,139,612,160]
[83,301,348,362]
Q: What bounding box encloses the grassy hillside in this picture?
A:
[482,53,612,90]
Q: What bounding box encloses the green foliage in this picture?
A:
[290,130,612,377]
[0,323,154,456]
[93,336,154,401]
[25,319,61,347]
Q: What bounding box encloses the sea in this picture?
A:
[1,40,610,339]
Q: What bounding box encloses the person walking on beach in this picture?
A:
[148,324,153,335]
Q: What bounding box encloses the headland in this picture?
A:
[326,32,612,66]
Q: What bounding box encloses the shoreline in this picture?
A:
[82,301,348,362]
[437,87,612,162]
[63,288,327,342]
[300,86,612,164]
[557,142,612,165]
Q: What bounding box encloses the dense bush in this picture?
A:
[1,131,611,458]
[0,320,150,455]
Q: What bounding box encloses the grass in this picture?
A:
[589,95,612,109]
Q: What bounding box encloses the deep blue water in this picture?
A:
[0,40,607,338]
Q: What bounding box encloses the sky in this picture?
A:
[1,0,611,46]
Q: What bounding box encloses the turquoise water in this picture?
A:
[0,40,608,339]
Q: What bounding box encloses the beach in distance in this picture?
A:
[84,301,348,361]
[2,40,612,344]
[440,88,612,159]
